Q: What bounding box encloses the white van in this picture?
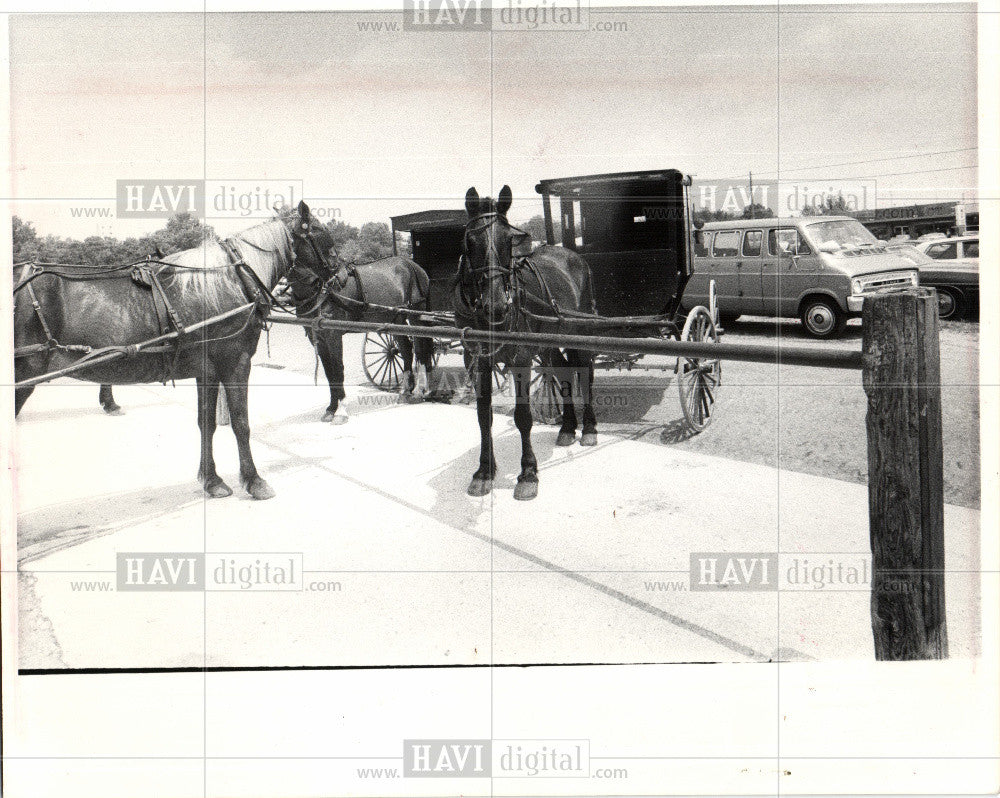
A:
[685,216,920,338]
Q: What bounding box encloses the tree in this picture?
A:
[325,219,360,251]
[741,203,774,220]
[343,221,393,264]
[154,212,215,252]
[802,193,852,216]
[693,208,739,224]
[12,216,39,262]
[520,215,548,243]
[80,236,119,266]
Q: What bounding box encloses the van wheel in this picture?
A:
[718,313,740,327]
[935,287,962,320]
[800,298,845,339]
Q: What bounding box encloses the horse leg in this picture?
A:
[14,356,44,417]
[14,386,35,417]
[467,356,497,496]
[317,334,346,423]
[219,360,275,500]
[397,335,415,396]
[412,332,432,398]
[570,349,598,446]
[550,348,579,446]
[455,347,476,403]
[196,376,232,498]
[512,364,538,501]
[99,384,122,415]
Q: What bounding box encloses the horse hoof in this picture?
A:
[246,478,276,501]
[556,431,575,447]
[103,405,124,416]
[580,433,598,447]
[331,414,349,425]
[513,480,538,501]
[321,411,336,422]
[467,479,492,497]
[205,479,233,499]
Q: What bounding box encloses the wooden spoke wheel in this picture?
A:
[529,355,562,425]
[362,331,404,391]
[491,363,510,393]
[677,307,721,433]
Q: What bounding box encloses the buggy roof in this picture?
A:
[390,210,467,234]
[534,168,687,199]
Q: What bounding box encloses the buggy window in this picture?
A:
[963,240,978,258]
[393,230,412,259]
[769,228,810,256]
[742,230,763,257]
[712,230,740,257]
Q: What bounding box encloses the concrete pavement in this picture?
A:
[13,355,980,670]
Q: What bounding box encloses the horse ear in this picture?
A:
[465,187,480,217]
[497,185,512,215]
[298,200,310,220]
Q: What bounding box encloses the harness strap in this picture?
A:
[26,281,58,348]
[221,238,280,318]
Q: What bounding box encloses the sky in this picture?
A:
[7,5,979,240]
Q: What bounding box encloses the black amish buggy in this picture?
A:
[529,168,722,430]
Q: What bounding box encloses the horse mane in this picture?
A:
[164,218,291,310]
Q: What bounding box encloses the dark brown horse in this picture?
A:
[12,263,121,415]
[283,207,435,422]
[14,202,322,500]
[456,186,599,501]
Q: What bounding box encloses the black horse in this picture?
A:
[456,186,599,501]
[282,213,435,422]
[14,202,325,500]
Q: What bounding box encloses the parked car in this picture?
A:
[893,235,979,320]
[687,216,919,338]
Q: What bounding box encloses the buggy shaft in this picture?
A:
[15,302,258,389]
[270,315,865,370]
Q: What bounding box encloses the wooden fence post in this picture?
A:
[862,288,947,659]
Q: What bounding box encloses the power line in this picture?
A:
[738,147,978,179]
[718,162,977,184]
[831,164,978,180]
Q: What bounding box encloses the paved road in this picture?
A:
[267,314,980,508]
[13,317,981,669]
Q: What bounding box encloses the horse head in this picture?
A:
[279,200,339,297]
[461,185,516,329]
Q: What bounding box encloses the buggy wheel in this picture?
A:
[492,363,510,393]
[677,307,721,433]
[529,355,562,425]
[362,332,404,391]
[431,339,445,368]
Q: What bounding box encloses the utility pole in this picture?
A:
[748,172,754,219]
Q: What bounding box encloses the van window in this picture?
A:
[742,230,763,256]
[712,230,740,257]
[963,240,978,258]
[924,241,957,260]
[694,230,712,257]
[769,228,811,256]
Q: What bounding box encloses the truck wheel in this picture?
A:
[935,287,962,320]
[800,298,845,339]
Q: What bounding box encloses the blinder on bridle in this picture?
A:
[459,210,521,326]
[287,205,339,295]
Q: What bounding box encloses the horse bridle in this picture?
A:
[459,211,528,327]
[288,217,369,316]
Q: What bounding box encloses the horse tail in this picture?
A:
[406,260,433,380]
[413,261,431,312]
